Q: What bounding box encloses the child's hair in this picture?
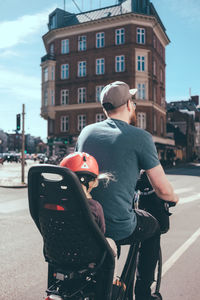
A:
[60,152,115,189]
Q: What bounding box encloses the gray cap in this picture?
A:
[100,81,137,108]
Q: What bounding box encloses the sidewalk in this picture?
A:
[0,160,37,188]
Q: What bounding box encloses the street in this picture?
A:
[0,163,200,299]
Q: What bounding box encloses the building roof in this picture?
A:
[167,99,199,112]
[48,0,167,34]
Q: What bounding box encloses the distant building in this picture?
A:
[167,96,200,161]
[41,0,174,157]
[0,130,8,153]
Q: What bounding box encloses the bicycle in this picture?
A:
[28,165,175,300]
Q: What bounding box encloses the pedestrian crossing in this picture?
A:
[174,187,200,204]
[0,185,199,214]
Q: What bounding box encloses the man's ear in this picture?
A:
[127,99,132,112]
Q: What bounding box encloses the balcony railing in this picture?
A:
[41,53,55,63]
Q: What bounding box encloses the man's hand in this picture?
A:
[146,164,179,204]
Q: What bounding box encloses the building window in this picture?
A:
[51,66,55,80]
[115,55,125,72]
[44,67,48,82]
[153,60,157,76]
[153,35,156,48]
[137,56,145,71]
[137,112,146,129]
[96,58,105,75]
[78,87,86,103]
[78,35,87,51]
[96,85,104,102]
[137,83,146,100]
[61,39,69,54]
[44,90,48,106]
[61,89,69,105]
[160,68,163,82]
[50,14,56,30]
[154,114,157,132]
[61,64,69,79]
[50,43,54,55]
[78,61,86,77]
[153,86,157,102]
[137,28,145,44]
[161,117,164,135]
[78,115,86,131]
[96,114,105,122]
[61,116,69,132]
[115,28,125,45]
[96,32,105,48]
[51,90,54,105]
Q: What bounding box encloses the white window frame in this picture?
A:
[78,35,87,51]
[61,39,69,54]
[78,87,86,104]
[154,114,157,132]
[137,112,146,129]
[96,85,104,102]
[96,58,105,75]
[50,43,54,55]
[78,115,86,131]
[61,89,69,105]
[51,90,54,106]
[61,116,69,132]
[44,90,48,106]
[161,117,164,135]
[61,64,69,79]
[51,66,55,80]
[115,28,125,45]
[115,55,125,72]
[137,83,146,100]
[137,28,145,44]
[78,61,86,77]
[44,67,48,82]
[96,113,105,122]
[153,86,157,102]
[153,60,157,76]
[137,56,145,71]
[96,32,105,48]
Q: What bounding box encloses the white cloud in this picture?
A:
[0,7,55,50]
[0,50,19,57]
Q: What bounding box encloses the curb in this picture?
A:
[0,183,28,189]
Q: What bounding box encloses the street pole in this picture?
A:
[21,104,25,184]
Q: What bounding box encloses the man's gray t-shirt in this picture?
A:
[76,118,160,241]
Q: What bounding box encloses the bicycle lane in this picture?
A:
[160,196,200,300]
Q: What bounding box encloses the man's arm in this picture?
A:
[146,164,179,204]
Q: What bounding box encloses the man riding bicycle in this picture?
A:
[75,81,179,300]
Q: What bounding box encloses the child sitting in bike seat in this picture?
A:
[60,152,123,298]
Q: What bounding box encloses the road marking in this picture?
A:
[180,194,200,204]
[174,187,194,194]
[162,227,200,277]
[152,227,200,290]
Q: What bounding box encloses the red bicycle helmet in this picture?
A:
[60,152,99,178]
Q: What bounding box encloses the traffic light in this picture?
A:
[16,114,21,131]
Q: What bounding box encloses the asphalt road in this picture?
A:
[0,163,199,299]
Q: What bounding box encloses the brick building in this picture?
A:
[40,0,174,156]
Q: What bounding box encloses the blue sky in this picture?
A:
[0,0,199,140]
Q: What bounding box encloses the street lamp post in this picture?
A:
[21,104,25,184]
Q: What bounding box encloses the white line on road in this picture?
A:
[162,227,200,277]
[180,194,200,204]
[152,227,200,290]
[174,187,194,194]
